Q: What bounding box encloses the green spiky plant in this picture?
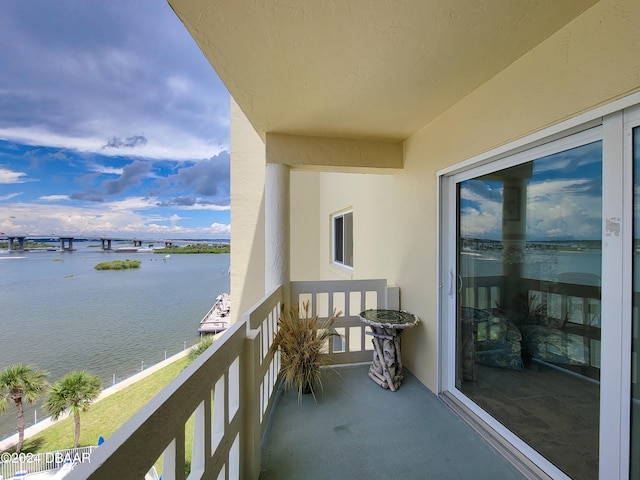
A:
[188,335,215,360]
[274,301,341,402]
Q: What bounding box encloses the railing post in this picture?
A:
[162,440,177,480]
[241,327,262,480]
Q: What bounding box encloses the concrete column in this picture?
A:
[265,163,290,303]
[8,237,14,252]
[17,238,25,251]
[60,237,74,251]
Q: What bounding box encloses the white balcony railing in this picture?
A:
[66,280,394,480]
[291,279,398,364]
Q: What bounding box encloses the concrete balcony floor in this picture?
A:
[260,364,525,480]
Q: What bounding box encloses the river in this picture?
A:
[0,243,229,440]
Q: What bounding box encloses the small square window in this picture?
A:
[332,211,353,268]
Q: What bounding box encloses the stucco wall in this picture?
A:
[290,170,321,281]
[317,172,397,281]
[230,98,266,324]
[229,0,640,391]
[302,0,640,392]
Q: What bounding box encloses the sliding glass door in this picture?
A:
[631,122,640,478]
[455,136,602,479]
[440,103,640,479]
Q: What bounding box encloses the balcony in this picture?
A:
[66,279,523,480]
[260,363,522,479]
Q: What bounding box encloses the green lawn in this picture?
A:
[5,342,219,476]
[20,356,192,456]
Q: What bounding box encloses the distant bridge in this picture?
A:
[0,234,223,252]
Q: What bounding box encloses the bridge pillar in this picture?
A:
[60,237,74,251]
[165,241,173,248]
[133,240,142,247]
[101,239,113,251]
[7,237,25,252]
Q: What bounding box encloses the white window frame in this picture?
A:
[437,91,640,480]
[332,209,353,269]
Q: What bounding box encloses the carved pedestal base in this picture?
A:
[367,326,404,392]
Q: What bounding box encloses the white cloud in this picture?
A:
[459,185,503,238]
[0,201,229,239]
[166,76,192,95]
[105,196,159,211]
[143,222,231,238]
[0,192,22,201]
[89,164,123,175]
[0,166,29,184]
[0,126,225,162]
[209,222,231,236]
[169,214,182,226]
[175,203,231,212]
[460,177,600,240]
[526,179,600,239]
[39,195,70,201]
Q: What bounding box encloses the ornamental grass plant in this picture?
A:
[274,301,341,402]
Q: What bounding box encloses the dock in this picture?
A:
[198,293,231,334]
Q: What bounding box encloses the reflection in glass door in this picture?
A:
[456,141,602,479]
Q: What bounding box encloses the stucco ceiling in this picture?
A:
[168,0,598,142]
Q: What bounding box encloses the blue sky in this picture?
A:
[0,1,231,239]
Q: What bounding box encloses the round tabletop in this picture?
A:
[358,309,419,329]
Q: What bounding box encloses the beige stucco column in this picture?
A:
[265,163,290,303]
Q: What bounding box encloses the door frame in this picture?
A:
[436,94,640,478]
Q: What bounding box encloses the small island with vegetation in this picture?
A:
[94,259,141,270]
[0,240,56,251]
[153,243,230,254]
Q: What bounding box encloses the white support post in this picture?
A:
[265,163,290,304]
[241,330,261,480]
[162,440,177,480]
[189,402,205,479]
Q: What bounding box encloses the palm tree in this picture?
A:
[44,370,102,448]
[0,364,49,454]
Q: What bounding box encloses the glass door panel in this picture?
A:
[456,141,602,479]
[631,125,640,478]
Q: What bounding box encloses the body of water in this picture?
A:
[0,244,229,440]
[460,248,603,283]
